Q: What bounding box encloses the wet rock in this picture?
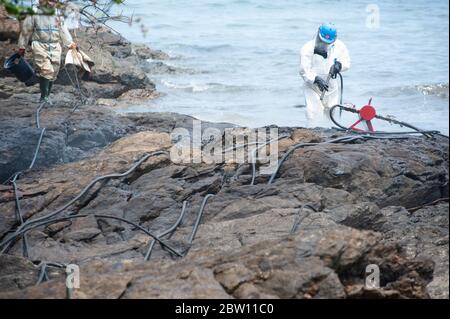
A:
[379,204,448,299]
[0,25,167,181]
[45,221,72,237]
[1,213,434,299]
[0,8,19,41]
[0,121,447,299]
[277,137,449,208]
[0,83,235,182]
[117,89,160,102]
[0,255,39,291]
[143,61,178,74]
[57,28,155,97]
[63,228,102,242]
[0,127,446,298]
[132,44,170,60]
[0,25,158,100]
[335,201,449,299]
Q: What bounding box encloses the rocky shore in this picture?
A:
[0,14,449,299]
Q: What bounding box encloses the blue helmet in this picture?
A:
[318,23,337,44]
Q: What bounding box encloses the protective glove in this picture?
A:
[314,76,329,92]
[330,61,342,79]
[18,48,26,56]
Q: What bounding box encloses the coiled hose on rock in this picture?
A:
[329,72,448,139]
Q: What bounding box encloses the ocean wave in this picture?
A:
[151,23,177,30]
[170,43,233,53]
[207,2,226,7]
[161,80,208,92]
[192,111,252,126]
[160,80,253,93]
[364,83,449,99]
[416,83,449,98]
[144,61,207,75]
[225,23,251,28]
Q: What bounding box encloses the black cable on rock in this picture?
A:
[250,134,290,185]
[329,104,448,139]
[0,152,168,254]
[268,136,361,185]
[290,204,317,235]
[267,134,416,185]
[5,214,183,258]
[144,201,189,261]
[187,194,215,245]
[1,101,47,256]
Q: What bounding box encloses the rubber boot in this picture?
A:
[48,81,53,96]
[47,81,54,105]
[39,77,50,104]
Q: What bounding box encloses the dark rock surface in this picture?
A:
[0,8,19,42]
[277,138,448,208]
[0,125,447,299]
[0,14,448,299]
[0,24,234,182]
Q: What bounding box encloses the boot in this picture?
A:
[47,81,54,105]
[39,77,50,104]
[48,81,53,96]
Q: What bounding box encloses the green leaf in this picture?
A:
[4,2,20,15]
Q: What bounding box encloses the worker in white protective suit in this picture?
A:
[299,23,351,127]
[18,0,76,104]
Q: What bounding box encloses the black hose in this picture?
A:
[28,128,46,170]
[22,152,166,228]
[2,102,47,256]
[4,130,46,186]
[0,152,168,254]
[435,133,450,139]
[290,204,317,235]
[64,65,86,103]
[35,262,67,286]
[267,134,417,185]
[144,201,189,261]
[36,102,46,129]
[36,263,49,285]
[3,214,183,258]
[12,180,29,258]
[268,135,363,185]
[334,127,446,137]
[250,134,290,185]
[329,73,447,139]
[188,194,215,245]
[35,261,67,285]
[329,104,448,139]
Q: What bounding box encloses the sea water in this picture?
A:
[111,0,449,134]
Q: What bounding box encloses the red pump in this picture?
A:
[348,98,377,132]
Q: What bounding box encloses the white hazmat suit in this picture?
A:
[299,38,351,127]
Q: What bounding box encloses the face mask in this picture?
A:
[314,34,329,59]
[40,0,56,8]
